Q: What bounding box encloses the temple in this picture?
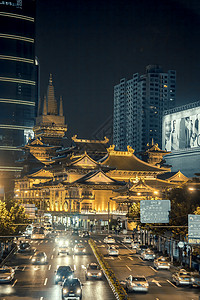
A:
[14,75,188,228]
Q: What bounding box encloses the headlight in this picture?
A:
[83,249,86,252]
[98,272,102,276]
[6,276,11,280]
[191,278,194,282]
[41,258,45,262]
[32,258,35,262]
[65,241,69,246]
[87,272,92,276]
[68,275,73,279]
[75,249,78,252]
[76,288,81,294]
[63,288,68,294]
[56,275,60,279]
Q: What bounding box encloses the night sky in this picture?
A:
[36,0,200,139]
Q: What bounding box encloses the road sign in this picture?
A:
[188,214,200,245]
[140,200,171,223]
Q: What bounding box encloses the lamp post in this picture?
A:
[108,199,110,233]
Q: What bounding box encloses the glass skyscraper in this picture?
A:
[0,0,38,192]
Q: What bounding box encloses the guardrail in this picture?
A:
[0,245,17,267]
[89,239,129,300]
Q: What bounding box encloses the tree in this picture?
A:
[10,203,28,234]
[0,200,14,235]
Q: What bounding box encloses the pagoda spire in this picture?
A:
[59,96,63,116]
[47,73,58,115]
[43,96,47,115]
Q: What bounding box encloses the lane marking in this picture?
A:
[126,265,131,271]
[51,254,53,259]
[74,264,76,271]
[128,256,133,261]
[167,279,177,289]
[44,278,48,286]
[22,266,26,271]
[53,248,55,252]
[12,279,17,287]
[118,256,122,260]
[138,257,143,261]
[152,279,161,287]
[48,265,51,270]
[45,240,48,243]
[40,297,44,300]
[149,266,157,272]
[29,255,32,260]
[99,240,102,243]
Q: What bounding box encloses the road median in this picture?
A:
[89,239,129,300]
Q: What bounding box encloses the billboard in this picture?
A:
[163,105,200,151]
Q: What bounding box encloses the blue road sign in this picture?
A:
[188,214,200,245]
[140,200,171,223]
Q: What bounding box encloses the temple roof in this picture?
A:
[157,171,188,182]
[101,145,170,172]
[72,169,125,186]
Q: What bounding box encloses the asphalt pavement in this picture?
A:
[0,235,115,300]
[93,233,200,300]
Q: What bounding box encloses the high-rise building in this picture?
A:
[0,0,38,193]
[113,65,176,153]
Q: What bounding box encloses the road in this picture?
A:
[0,235,115,300]
[93,234,200,300]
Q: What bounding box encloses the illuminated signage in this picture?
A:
[0,0,22,8]
[163,105,200,151]
[188,214,200,245]
[140,200,171,223]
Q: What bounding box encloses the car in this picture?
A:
[55,236,69,245]
[58,245,70,255]
[140,249,155,261]
[85,263,103,280]
[131,242,140,249]
[62,278,83,300]
[107,245,119,256]
[55,266,74,284]
[18,241,32,253]
[125,275,149,292]
[31,251,47,264]
[74,243,86,254]
[191,274,200,287]
[172,269,193,286]
[122,236,133,244]
[0,266,15,283]
[79,231,90,238]
[71,228,79,236]
[103,235,115,244]
[154,256,170,270]
[136,244,148,254]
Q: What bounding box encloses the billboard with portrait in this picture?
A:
[162,106,200,151]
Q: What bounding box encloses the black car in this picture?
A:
[18,242,31,253]
[55,266,74,284]
[62,278,83,300]
[79,231,90,238]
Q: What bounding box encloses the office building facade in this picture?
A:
[113,65,176,153]
[0,0,38,191]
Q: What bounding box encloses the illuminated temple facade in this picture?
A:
[14,76,188,227]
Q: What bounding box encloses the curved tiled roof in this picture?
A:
[101,149,170,173]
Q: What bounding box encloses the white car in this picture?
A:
[0,266,15,283]
[103,235,115,244]
[125,275,149,292]
[122,236,133,244]
[107,245,119,256]
[140,249,155,261]
[172,269,193,286]
[154,257,170,270]
[131,242,140,249]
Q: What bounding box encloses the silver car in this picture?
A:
[31,251,47,264]
[191,274,200,287]
[141,249,155,261]
[154,257,170,270]
[107,245,119,256]
[125,275,149,292]
[85,263,103,280]
[0,266,15,283]
[172,269,193,286]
